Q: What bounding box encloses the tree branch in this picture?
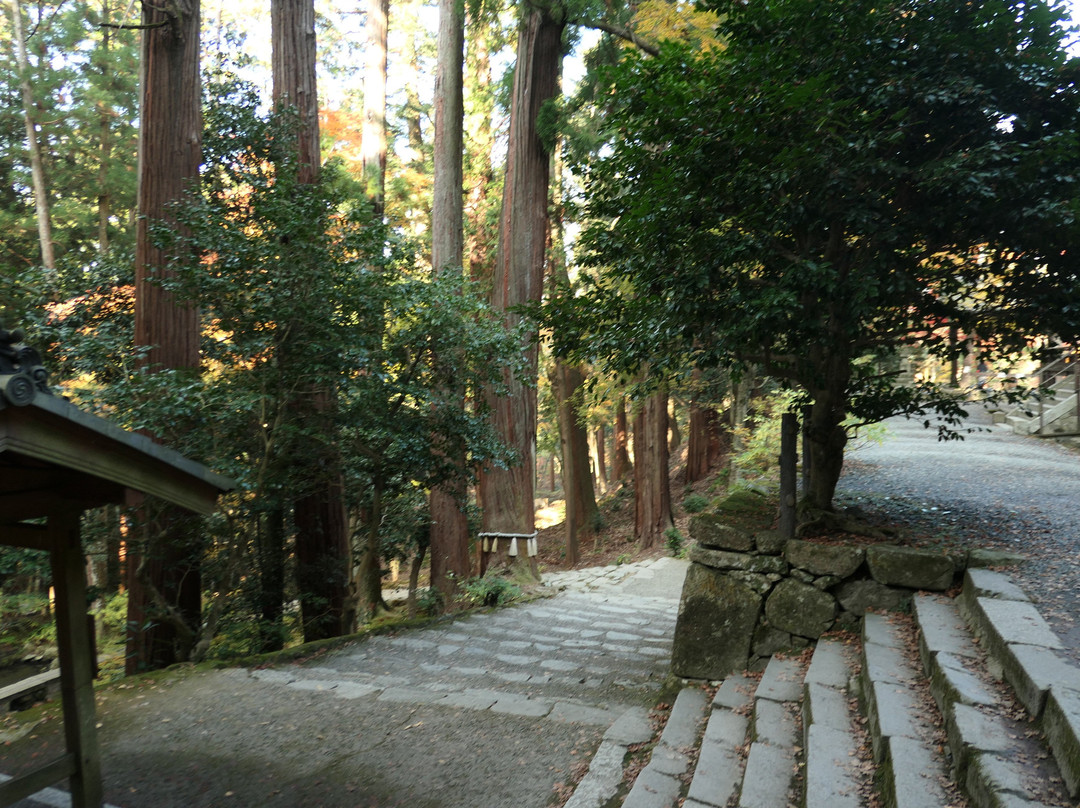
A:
[99,20,169,30]
[571,16,660,56]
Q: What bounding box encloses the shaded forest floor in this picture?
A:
[532,442,718,574]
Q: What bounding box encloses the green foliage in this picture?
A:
[0,547,50,589]
[460,576,522,607]
[94,591,129,638]
[682,494,709,514]
[20,64,528,658]
[732,390,802,483]
[0,1,139,282]
[663,527,685,558]
[547,0,1080,507]
[415,587,443,616]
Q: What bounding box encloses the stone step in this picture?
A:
[913,590,1066,808]
[739,655,804,808]
[590,568,1080,808]
[860,611,955,808]
[956,568,1080,802]
[622,685,710,808]
[803,637,866,808]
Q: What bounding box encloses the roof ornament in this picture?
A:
[0,322,52,407]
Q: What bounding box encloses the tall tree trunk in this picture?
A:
[802,375,850,513]
[668,399,682,452]
[272,0,350,642]
[271,0,320,185]
[478,5,565,579]
[633,389,673,547]
[255,507,286,652]
[686,369,722,484]
[553,361,598,565]
[8,0,55,273]
[428,0,471,605]
[127,0,203,675]
[362,0,389,212]
[593,425,607,492]
[613,396,631,480]
[548,135,596,566]
[464,16,496,283]
[96,0,113,252]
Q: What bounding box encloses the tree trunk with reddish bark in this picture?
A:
[633,389,673,548]
[552,361,598,565]
[272,0,351,641]
[479,5,565,579]
[428,0,472,604]
[127,0,202,674]
[686,404,722,483]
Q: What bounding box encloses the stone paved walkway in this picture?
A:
[5,556,688,808]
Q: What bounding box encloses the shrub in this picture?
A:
[664,528,686,558]
[682,494,709,514]
[461,576,522,608]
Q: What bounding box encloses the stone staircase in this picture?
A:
[1002,388,1079,436]
[573,567,1079,808]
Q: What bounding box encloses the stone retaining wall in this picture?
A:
[671,513,1016,680]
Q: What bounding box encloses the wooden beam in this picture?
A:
[49,512,103,808]
[0,522,53,552]
[0,753,76,806]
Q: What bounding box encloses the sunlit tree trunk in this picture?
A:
[464,15,496,283]
[428,0,472,604]
[128,0,202,674]
[479,5,565,579]
[613,396,631,480]
[8,0,55,273]
[593,425,607,493]
[553,361,598,564]
[95,0,114,252]
[362,0,389,211]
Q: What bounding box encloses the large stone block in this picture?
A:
[836,578,912,616]
[755,529,788,555]
[690,513,755,552]
[752,623,794,658]
[672,564,762,679]
[785,539,864,577]
[866,545,956,591]
[690,545,788,575]
[1043,685,1080,797]
[765,578,836,639]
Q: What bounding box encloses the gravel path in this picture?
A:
[838,407,1080,659]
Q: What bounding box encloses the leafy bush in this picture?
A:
[94,591,129,637]
[460,576,522,608]
[664,528,686,558]
[682,494,709,514]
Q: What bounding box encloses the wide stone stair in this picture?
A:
[584,568,1080,808]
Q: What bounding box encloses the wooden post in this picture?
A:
[778,412,798,540]
[800,404,812,496]
[49,511,103,808]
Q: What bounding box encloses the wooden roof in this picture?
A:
[0,391,234,522]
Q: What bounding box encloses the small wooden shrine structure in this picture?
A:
[0,328,233,808]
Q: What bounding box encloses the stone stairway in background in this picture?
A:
[570,567,1080,808]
